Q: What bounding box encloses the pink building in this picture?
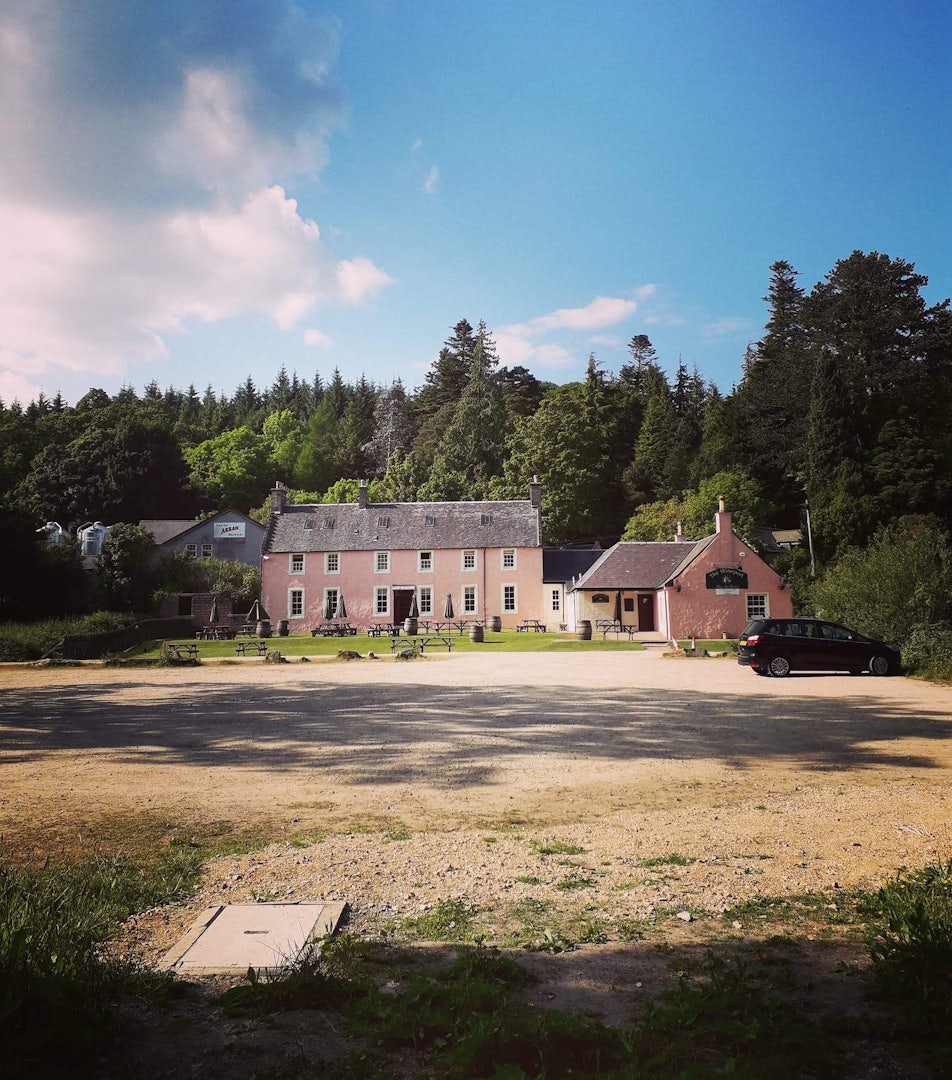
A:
[571,501,792,638]
[261,481,545,631]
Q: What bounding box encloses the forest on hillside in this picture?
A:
[3,250,951,595]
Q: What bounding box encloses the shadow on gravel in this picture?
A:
[1,678,949,782]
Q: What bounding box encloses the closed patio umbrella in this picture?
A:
[323,592,335,620]
[444,593,454,619]
[209,596,219,624]
[613,591,622,626]
[408,591,419,618]
[334,593,347,620]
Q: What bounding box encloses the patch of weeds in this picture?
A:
[0,852,195,1075]
[754,804,768,811]
[482,836,497,844]
[529,839,586,857]
[383,827,411,843]
[733,852,773,861]
[724,890,863,929]
[865,858,952,1035]
[220,934,370,1017]
[615,880,638,891]
[402,898,476,942]
[556,871,596,891]
[635,952,832,1076]
[288,828,326,848]
[509,897,553,920]
[618,918,648,942]
[515,875,542,886]
[638,852,697,869]
[570,918,608,945]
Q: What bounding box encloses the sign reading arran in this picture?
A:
[706,567,748,590]
[214,522,246,539]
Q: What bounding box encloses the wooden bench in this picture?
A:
[311,623,358,637]
[516,620,547,632]
[166,643,198,661]
[390,637,421,655]
[418,636,454,653]
[235,640,268,656]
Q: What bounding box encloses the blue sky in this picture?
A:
[1,0,949,407]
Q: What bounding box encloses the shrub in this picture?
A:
[0,636,40,662]
[901,623,952,681]
[866,859,952,1033]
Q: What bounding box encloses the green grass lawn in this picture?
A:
[129,632,738,661]
[133,629,654,660]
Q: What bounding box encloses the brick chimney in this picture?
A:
[269,482,287,515]
[715,496,732,535]
[358,479,369,509]
[529,475,542,509]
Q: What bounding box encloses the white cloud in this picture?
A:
[423,164,439,194]
[496,292,653,369]
[507,296,639,338]
[0,2,392,397]
[304,328,334,348]
[701,316,754,339]
[0,371,45,408]
[336,257,396,304]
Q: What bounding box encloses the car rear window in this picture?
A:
[742,620,765,637]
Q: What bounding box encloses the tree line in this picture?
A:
[2,249,951,622]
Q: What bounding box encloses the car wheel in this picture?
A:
[753,667,770,676]
[767,655,792,678]
[869,653,892,677]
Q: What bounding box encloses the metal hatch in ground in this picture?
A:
[161,902,348,975]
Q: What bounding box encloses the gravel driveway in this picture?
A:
[2,650,951,1019]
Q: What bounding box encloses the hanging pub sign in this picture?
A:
[706,567,748,590]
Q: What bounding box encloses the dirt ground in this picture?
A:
[2,650,951,1075]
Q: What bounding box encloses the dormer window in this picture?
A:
[322,516,336,530]
[424,514,436,527]
[378,515,390,528]
[480,513,493,526]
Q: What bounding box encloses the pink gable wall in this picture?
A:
[666,511,792,638]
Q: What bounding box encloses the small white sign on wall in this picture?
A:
[214,522,245,539]
[715,588,740,596]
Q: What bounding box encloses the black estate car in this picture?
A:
[737,618,900,677]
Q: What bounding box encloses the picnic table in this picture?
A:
[597,621,637,640]
[367,623,401,638]
[235,640,268,656]
[234,623,256,637]
[311,622,358,637]
[166,642,198,661]
[450,620,470,635]
[390,635,454,655]
[197,626,234,640]
[516,619,547,632]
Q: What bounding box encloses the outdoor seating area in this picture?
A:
[367,622,402,637]
[235,640,268,656]
[597,620,637,640]
[310,622,358,637]
[197,626,235,640]
[166,642,198,661]
[516,619,547,632]
[389,635,454,655]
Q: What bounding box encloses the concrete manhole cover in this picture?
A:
[163,902,348,975]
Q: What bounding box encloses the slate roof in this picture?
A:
[264,499,541,554]
[139,510,262,546]
[573,538,713,591]
[542,548,603,583]
[139,519,197,545]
